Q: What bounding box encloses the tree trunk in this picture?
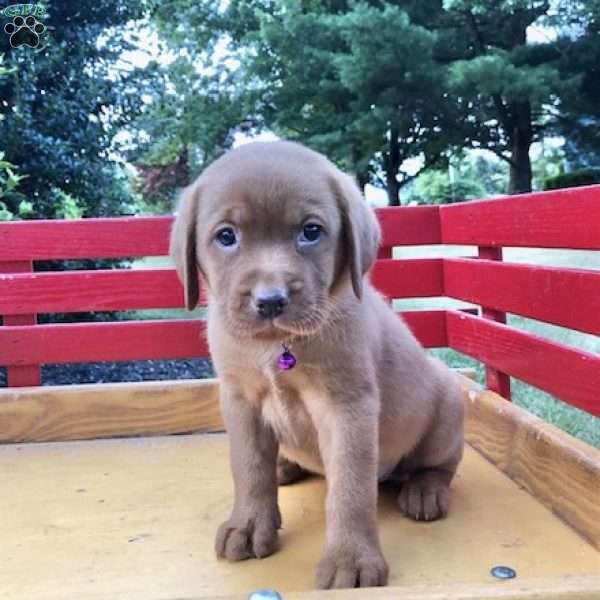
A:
[356,171,369,193]
[507,101,533,195]
[385,127,401,206]
[386,173,400,206]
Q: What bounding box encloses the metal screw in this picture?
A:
[247,590,283,600]
[491,565,517,579]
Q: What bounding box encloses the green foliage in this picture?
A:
[146,0,600,200]
[406,152,509,204]
[551,1,600,168]
[543,168,600,190]
[0,1,150,221]
[465,153,510,196]
[406,152,493,205]
[440,0,575,193]
[449,52,562,105]
[408,168,485,204]
[129,62,247,179]
[51,188,85,220]
[3,1,600,212]
[532,144,565,190]
[0,151,28,220]
[144,0,470,204]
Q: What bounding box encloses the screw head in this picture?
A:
[491,565,517,579]
[247,590,283,600]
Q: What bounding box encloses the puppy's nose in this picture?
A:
[255,291,288,319]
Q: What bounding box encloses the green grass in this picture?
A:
[132,252,600,448]
[393,245,600,448]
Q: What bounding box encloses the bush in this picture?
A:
[0,152,29,220]
[407,169,486,205]
[543,168,600,190]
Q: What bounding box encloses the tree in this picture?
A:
[0,54,28,220]
[0,1,150,220]
[147,0,472,205]
[141,0,600,201]
[438,0,591,194]
[230,0,475,204]
[123,0,255,211]
[127,60,249,211]
[551,0,600,169]
[327,3,467,204]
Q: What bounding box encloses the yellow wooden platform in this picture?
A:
[1,432,598,600]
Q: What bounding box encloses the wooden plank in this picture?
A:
[370,258,443,298]
[2,376,598,556]
[1,433,598,599]
[444,258,600,336]
[475,247,511,400]
[0,207,441,263]
[0,259,40,386]
[439,185,600,249]
[446,310,600,416]
[204,577,600,600]
[376,205,441,247]
[0,268,208,314]
[401,309,447,347]
[0,366,473,443]
[0,259,443,315]
[0,216,172,260]
[460,375,600,551]
[0,319,210,366]
[0,379,223,443]
[0,311,446,370]
[377,245,393,260]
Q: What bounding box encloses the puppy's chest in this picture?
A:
[260,374,319,449]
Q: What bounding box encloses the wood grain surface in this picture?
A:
[1,433,598,600]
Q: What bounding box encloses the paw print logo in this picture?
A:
[4,15,46,48]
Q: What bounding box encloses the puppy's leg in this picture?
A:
[315,405,388,589]
[215,385,281,561]
[277,454,310,486]
[398,385,464,522]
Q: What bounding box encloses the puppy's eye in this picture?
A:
[215,227,237,248]
[298,223,322,246]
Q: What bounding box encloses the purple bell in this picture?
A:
[277,348,297,370]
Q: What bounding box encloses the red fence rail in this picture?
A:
[1,186,599,418]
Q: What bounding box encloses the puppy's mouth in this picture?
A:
[226,297,331,341]
[242,312,325,341]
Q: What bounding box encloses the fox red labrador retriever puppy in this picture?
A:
[170,141,464,589]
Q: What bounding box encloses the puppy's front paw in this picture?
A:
[316,544,389,589]
[397,470,450,521]
[215,508,281,560]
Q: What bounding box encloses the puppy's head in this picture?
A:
[170,141,380,340]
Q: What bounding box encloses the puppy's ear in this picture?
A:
[331,171,381,299]
[170,182,201,310]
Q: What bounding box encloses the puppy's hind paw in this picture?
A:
[397,470,451,521]
[277,455,310,486]
[215,510,280,560]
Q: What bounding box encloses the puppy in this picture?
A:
[170,141,464,589]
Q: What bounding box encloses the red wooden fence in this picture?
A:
[1,186,599,417]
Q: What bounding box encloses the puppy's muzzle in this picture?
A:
[254,289,289,319]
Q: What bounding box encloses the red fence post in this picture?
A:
[1,260,41,386]
[477,247,511,400]
[377,246,393,305]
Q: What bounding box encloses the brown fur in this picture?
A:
[170,141,464,589]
